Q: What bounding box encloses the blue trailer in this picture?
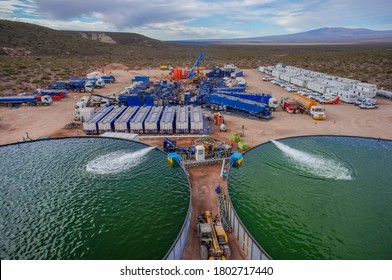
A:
[101,75,116,83]
[215,92,272,104]
[0,96,38,106]
[129,106,152,134]
[97,106,127,134]
[114,106,140,133]
[144,106,163,133]
[118,94,142,106]
[83,106,114,135]
[208,94,271,119]
[48,81,68,90]
[133,75,149,82]
[160,106,176,134]
[68,78,89,92]
[213,87,246,93]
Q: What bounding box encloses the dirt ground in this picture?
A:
[1,65,392,260]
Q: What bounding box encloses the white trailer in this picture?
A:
[176,106,189,134]
[190,106,204,134]
[307,81,328,94]
[129,106,151,134]
[144,106,163,134]
[280,73,296,82]
[114,106,140,132]
[336,89,359,103]
[160,106,176,134]
[290,76,311,87]
[98,106,127,134]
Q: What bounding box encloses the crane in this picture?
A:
[187,53,203,79]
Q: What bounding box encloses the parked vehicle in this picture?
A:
[293,94,326,120]
[359,103,378,109]
[355,98,376,106]
[280,98,299,113]
[262,76,271,81]
[101,75,116,84]
[0,95,52,106]
[86,78,105,89]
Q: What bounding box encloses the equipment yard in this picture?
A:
[1,64,392,260]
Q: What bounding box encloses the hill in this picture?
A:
[173,27,392,44]
[241,27,392,43]
[0,20,166,56]
[69,31,164,47]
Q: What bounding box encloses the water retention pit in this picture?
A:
[0,137,190,260]
[228,136,392,260]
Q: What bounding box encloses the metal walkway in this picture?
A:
[182,157,230,167]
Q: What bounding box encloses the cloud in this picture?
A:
[1,0,391,39]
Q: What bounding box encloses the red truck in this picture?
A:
[280,98,299,113]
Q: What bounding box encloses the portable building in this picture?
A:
[144,106,163,134]
[114,106,140,132]
[280,73,296,83]
[353,82,377,98]
[190,106,204,134]
[336,89,359,103]
[290,76,311,87]
[307,81,328,94]
[83,106,114,135]
[129,106,152,134]
[160,106,176,134]
[176,106,189,134]
[97,106,127,134]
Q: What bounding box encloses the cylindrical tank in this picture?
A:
[293,93,317,111]
[377,89,392,99]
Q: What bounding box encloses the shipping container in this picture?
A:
[144,106,163,133]
[129,106,152,134]
[97,106,127,134]
[190,106,204,134]
[83,106,114,135]
[176,106,189,134]
[160,106,176,134]
[114,106,140,132]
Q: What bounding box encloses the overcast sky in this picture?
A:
[1,0,391,40]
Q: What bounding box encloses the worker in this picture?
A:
[242,125,245,137]
[215,183,221,194]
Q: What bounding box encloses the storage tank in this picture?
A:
[83,106,114,135]
[129,106,152,134]
[176,106,189,134]
[114,106,140,133]
[144,106,163,134]
[292,94,317,111]
[160,106,176,134]
[0,137,191,260]
[98,106,127,134]
[377,89,392,99]
[190,106,204,134]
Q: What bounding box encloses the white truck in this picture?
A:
[268,97,279,111]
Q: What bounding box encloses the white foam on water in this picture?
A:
[271,140,352,180]
[86,147,155,175]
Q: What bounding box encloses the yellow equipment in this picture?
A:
[197,211,230,260]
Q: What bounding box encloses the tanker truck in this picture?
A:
[293,94,326,120]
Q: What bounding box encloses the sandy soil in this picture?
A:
[1,65,392,260]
